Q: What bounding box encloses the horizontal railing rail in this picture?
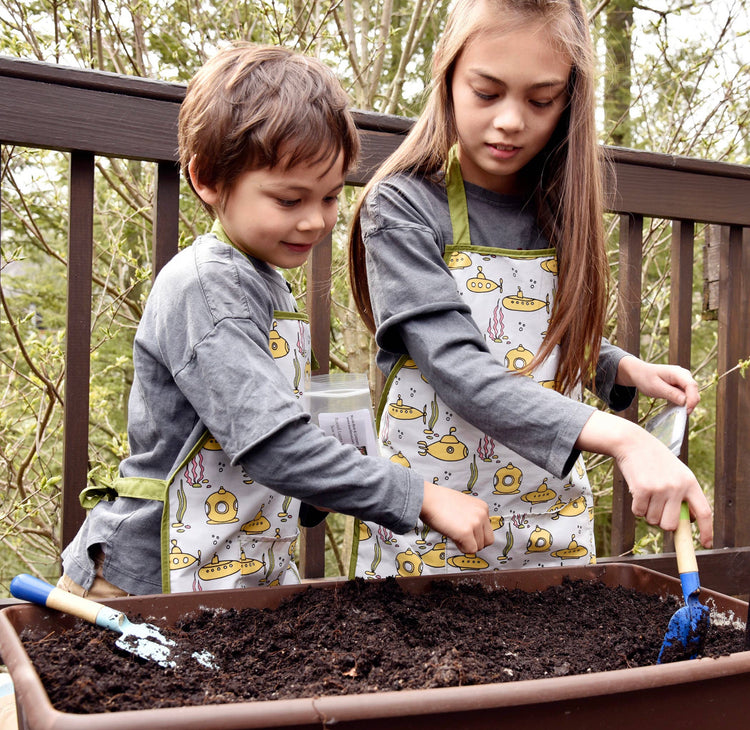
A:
[1,56,748,594]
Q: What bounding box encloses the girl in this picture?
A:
[348,0,712,579]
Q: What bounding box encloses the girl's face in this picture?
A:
[451,20,571,194]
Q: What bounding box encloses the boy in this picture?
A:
[59,43,492,597]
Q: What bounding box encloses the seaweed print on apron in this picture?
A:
[351,152,595,579]
[164,313,311,592]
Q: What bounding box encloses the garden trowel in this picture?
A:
[10,573,216,669]
[644,405,711,663]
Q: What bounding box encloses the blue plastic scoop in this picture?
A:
[10,574,216,669]
[644,405,711,663]
[656,502,711,662]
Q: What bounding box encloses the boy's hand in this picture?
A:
[419,481,494,554]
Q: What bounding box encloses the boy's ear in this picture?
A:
[188,156,220,207]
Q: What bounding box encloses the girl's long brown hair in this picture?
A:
[349,0,609,396]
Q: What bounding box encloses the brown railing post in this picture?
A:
[61,151,95,550]
[298,232,333,579]
[153,161,181,276]
[714,224,744,547]
[610,213,642,556]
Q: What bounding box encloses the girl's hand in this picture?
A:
[419,481,494,554]
[616,355,700,414]
[577,411,713,548]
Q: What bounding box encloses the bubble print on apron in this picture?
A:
[350,149,595,580]
[163,312,311,593]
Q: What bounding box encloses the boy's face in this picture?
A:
[197,151,345,269]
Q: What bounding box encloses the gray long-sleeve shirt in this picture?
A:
[62,233,424,594]
[361,173,634,479]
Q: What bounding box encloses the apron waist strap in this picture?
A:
[80,477,166,510]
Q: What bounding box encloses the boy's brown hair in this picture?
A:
[179,43,360,215]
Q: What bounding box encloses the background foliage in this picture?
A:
[0,0,748,587]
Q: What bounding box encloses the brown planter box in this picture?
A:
[0,563,748,730]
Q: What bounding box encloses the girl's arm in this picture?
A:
[420,481,494,553]
[575,410,713,548]
[615,355,700,413]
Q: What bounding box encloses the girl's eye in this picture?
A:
[473,89,497,101]
[530,99,555,109]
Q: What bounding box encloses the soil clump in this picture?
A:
[20,576,746,714]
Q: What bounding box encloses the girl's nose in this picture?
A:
[493,101,525,133]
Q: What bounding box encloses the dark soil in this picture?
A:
[20,577,746,714]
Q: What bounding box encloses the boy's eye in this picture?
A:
[277,198,300,208]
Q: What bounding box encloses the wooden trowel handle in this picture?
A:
[674,502,698,576]
[11,573,104,625]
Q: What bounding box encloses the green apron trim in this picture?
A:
[445,146,471,246]
[161,430,218,592]
[211,218,233,246]
[444,243,555,259]
[79,477,166,510]
[274,311,309,323]
[374,354,412,428]
[354,353,413,579]
[271,310,318,372]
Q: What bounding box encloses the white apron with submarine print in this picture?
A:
[351,153,595,579]
[163,313,311,593]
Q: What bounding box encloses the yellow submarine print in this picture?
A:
[466,266,502,293]
[240,509,271,534]
[269,322,289,359]
[390,452,411,468]
[552,495,587,520]
[358,521,372,541]
[540,258,558,274]
[395,547,423,577]
[502,288,550,313]
[447,251,472,269]
[197,548,265,581]
[205,486,239,524]
[387,396,427,423]
[417,427,468,461]
[490,515,505,530]
[167,540,199,571]
[421,542,447,568]
[203,436,223,450]
[505,344,534,373]
[526,526,553,553]
[493,462,523,494]
[448,553,490,571]
[550,535,588,560]
[521,478,557,505]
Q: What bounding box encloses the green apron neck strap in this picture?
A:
[445,145,471,246]
[211,218,233,246]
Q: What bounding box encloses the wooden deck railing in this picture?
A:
[1,56,749,594]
